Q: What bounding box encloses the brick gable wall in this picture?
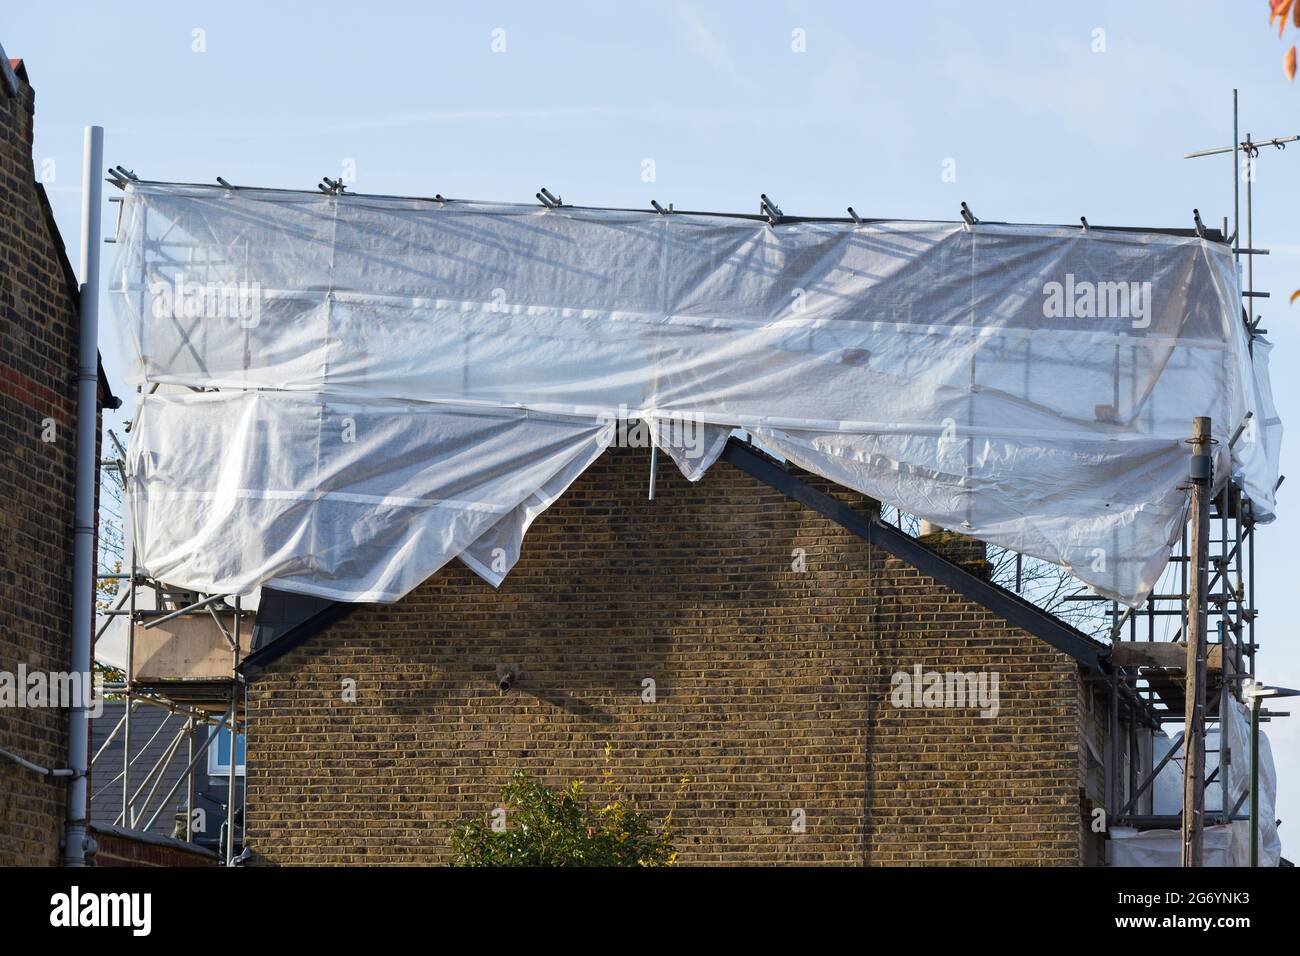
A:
[246,446,1089,866]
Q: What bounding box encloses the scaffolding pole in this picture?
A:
[226,595,241,866]
[1180,416,1212,866]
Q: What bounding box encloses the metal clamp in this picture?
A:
[760,193,783,226]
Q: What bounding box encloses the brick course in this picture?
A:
[247,446,1093,866]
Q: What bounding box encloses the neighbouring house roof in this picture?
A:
[91,702,191,837]
[90,823,220,862]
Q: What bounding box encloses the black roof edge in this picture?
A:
[97,354,121,409]
[239,590,357,680]
[720,437,1111,674]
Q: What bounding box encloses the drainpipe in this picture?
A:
[66,124,103,866]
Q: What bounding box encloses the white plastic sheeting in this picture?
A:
[111,182,1280,604]
[93,559,262,671]
[1108,696,1280,867]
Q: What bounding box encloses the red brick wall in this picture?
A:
[90,826,218,867]
[247,446,1089,866]
[0,64,82,865]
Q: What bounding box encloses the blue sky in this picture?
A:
[8,1,1300,858]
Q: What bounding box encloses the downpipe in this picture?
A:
[66,125,103,866]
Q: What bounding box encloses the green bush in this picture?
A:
[448,765,682,867]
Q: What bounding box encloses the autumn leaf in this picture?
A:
[1275,0,1296,36]
[1290,289,1300,305]
[1288,45,1298,80]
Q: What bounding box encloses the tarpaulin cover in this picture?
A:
[110,182,1281,604]
[1108,696,1280,867]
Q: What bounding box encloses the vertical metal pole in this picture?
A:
[1128,720,1139,817]
[1232,90,1240,263]
[1107,669,1119,822]
[647,440,657,501]
[122,711,133,828]
[1217,620,1230,825]
[66,124,103,867]
[226,596,241,864]
[185,717,195,841]
[1246,134,1254,309]
[1142,720,1154,816]
[1249,696,1260,867]
[226,682,237,866]
[1234,484,1244,671]
[241,680,248,857]
[124,544,135,827]
[1220,477,1228,656]
[1248,504,1256,678]
[1181,416,1212,866]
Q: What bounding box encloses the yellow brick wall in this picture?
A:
[247,446,1087,865]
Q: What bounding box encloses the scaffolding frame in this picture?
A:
[1073,92,1291,864]
[94,447,248,865]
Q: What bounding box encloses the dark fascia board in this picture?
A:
[242,439,1109,678]
[239,589,357,679]
[97,355,121,409]
[1,45,21,96]
[720,438,1110,673]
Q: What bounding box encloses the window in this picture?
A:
[207,725,246,777]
